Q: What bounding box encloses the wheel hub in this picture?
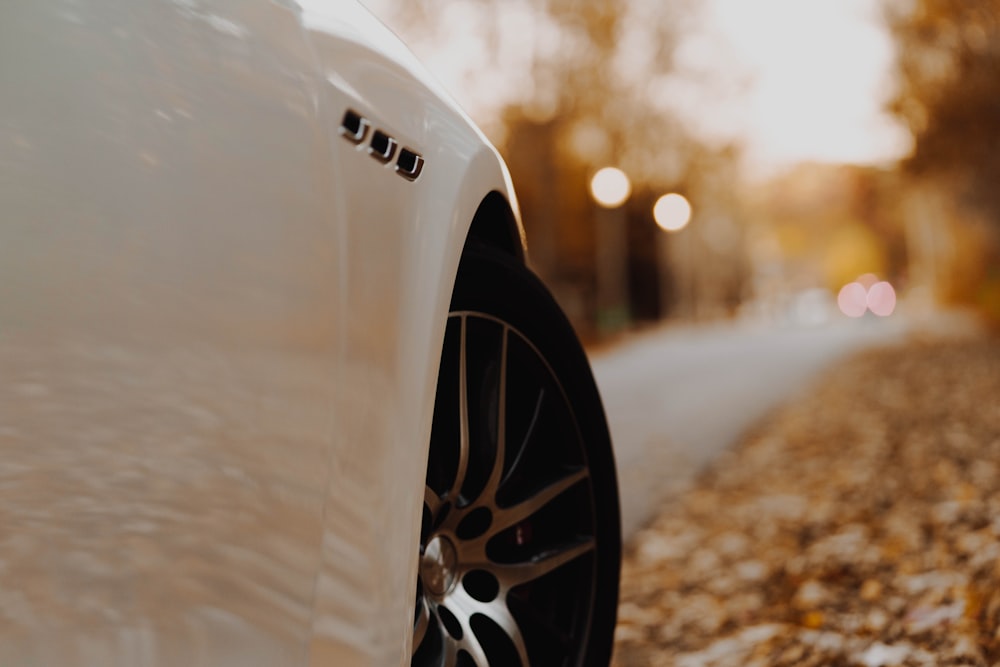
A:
[420,534,459,597]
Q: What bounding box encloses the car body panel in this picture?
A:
[0,1,522,664]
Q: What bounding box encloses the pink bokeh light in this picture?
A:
[837,282,868,318]
[867,281,897,317]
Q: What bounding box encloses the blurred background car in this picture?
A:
[0,1,620,665]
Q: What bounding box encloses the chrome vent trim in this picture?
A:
[339,108,425,182]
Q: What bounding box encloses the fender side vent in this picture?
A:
[339,109,369,144]
[368,130,397,163]
[340,108,423,182]
[396,148,425,181]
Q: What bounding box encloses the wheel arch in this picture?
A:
[464,191,526,264]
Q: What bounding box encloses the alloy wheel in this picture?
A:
[412,312,599,667]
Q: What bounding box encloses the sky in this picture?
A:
[674,0,912,178]
[363,0,913,180]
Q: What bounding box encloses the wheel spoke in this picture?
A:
[494,537,595,590]
[447,316,471,503]
[449,588,527,667]
[412,598,431,653]
[510,624,531,667]
[425,485,443,518]
[471,327,509,507]
[457,630,491,667]
[491,467,589,535]
[500,388,545,489]
[482,600,530,667]
[442,640,458,667]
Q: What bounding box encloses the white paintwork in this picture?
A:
[0,1,521,665]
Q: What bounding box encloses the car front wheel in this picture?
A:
[412,245,621,667]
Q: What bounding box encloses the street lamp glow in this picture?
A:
[589,167,632,208]
[653,193,692,232]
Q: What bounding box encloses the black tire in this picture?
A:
[413,243,621,667]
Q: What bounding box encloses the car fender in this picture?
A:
[301,10,524,660]
[0,0,521,665]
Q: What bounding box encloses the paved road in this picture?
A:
[589,316,911,539]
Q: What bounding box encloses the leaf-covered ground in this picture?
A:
[613,336,1000,667]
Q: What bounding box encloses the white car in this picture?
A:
[0,1,620,665]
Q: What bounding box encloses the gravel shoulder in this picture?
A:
[613,334,1000,666]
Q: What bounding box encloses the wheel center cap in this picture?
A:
[421,535,458,597]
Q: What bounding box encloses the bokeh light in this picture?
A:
[837,282,868,318]
[589,167,632,208]
[653,193,693,232]
[867,281,897,317]
[838,277,897,318]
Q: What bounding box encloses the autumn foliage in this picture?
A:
[887,0,1000,323]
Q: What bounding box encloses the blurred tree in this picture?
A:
[373,0,747,332]
[495,0,700,331]
[743,163,906,317]
[887,0,1000,319]
[888,0,1000,217]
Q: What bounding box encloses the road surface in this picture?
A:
[590,316,911,539]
